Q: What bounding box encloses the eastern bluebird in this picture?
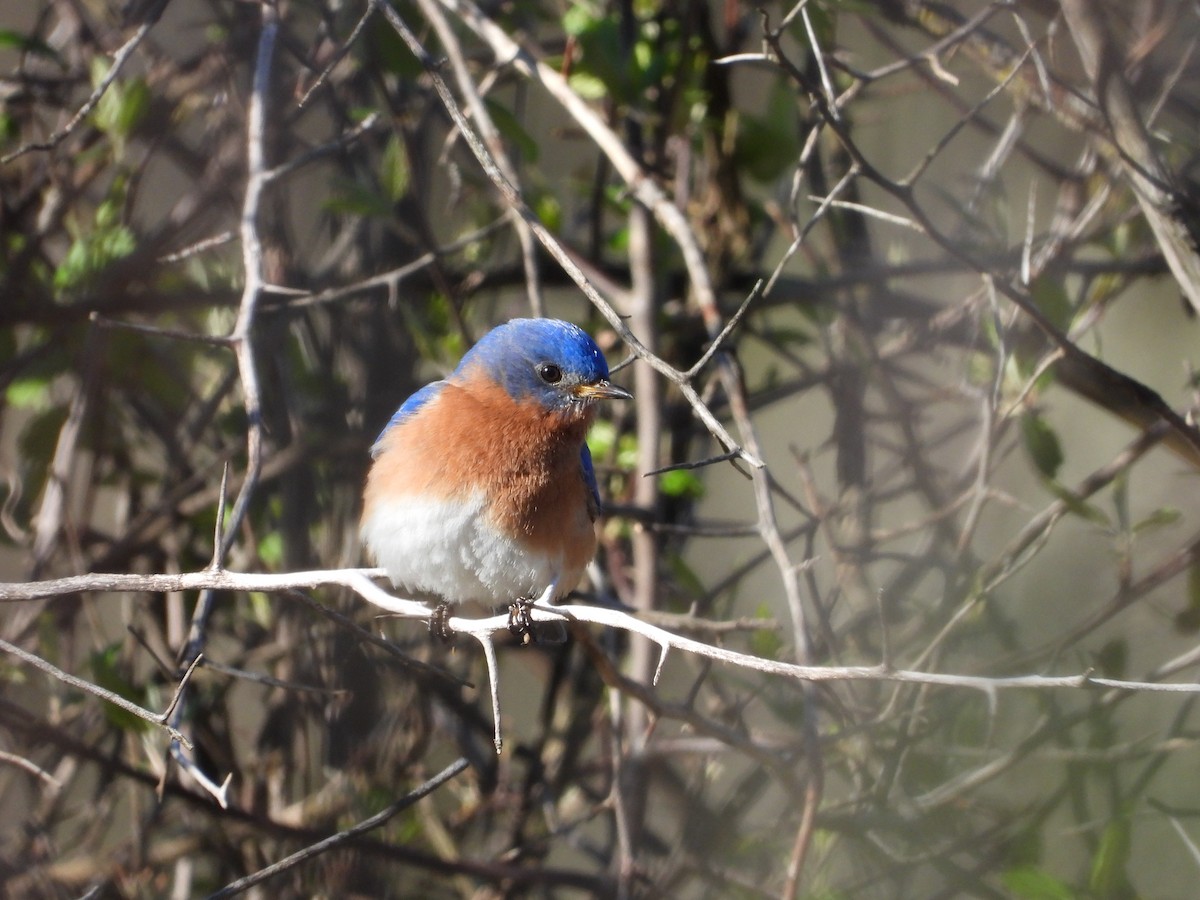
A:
[361,318,631,616]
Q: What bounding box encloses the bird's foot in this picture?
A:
[507,597,537,645]
[508,596,568,645]
[428,601,455,644]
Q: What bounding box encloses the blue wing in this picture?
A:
[370,381,446,458]
[580,442,601,515]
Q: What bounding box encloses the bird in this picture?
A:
[361,318,631,624]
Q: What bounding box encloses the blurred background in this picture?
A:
[2,0,1200,896]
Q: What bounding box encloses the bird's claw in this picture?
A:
[428,601,455,644]
[508,596,568,645]
[508,597,537,644]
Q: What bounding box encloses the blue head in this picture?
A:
[457,318,631,413]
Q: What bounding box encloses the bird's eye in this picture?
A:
[537,363,563,384]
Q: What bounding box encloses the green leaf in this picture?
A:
[1002,866,1076,900]
[567,71,608,101]
[6,376,51,411]
[1176,557,1200,633]
[90,59,150,156]
[734,83,801,182]
[366,17,422,78]
[755,326,810,347]
[258,531,283,568]
[485,100,538,162]
[54,222,137,293]
[1020,412,1063,480]
[561,7,630,104]
[380,134,410,202]
[1030,276,1074,332]
[658,468,704,499]
[249,592,274,628]
[587,419,617,457]
[665,553,706,602]
[616,433,638,471]
[0,112,16,146]
[18,405,69,497]
[1112,469,1129,532]
[1108,219,1132,259]
[89,644,151,734]
[1089,817,1133,900]
[534,191,562,232]
[55,239,92,291]
[53,178,137,294]
[0,28,62,64]
[749,604,783,660]
[608,223,630,252]
[562,4,598,38]
[1005,344,1058,395]
[1131,507,1181,535]
[1044,480,1111,527]
[323,177,395,218]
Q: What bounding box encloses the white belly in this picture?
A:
[360,493,562,605]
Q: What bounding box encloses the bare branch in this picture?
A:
[206,757,469,898]
[0,635,192,747]
[1,4,165,165]
[4,566,1197,696]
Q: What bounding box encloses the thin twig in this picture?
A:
[205,757,469,898]
[1,6,164,165]
[157,231,237,263]
[198,658,348,696]
[297,4,377,108]
[0,749,62,790]
[263,112,381,183]
[643,451,744,477]
[685,281,762,379]
[0,636,192,747]
[89,312,234,348]
[274,216,509,311]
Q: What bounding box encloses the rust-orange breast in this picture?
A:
[362,371,598,597]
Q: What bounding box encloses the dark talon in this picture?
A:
[508,598,569,645]
[428,601,455,644]
[508,597,536,644]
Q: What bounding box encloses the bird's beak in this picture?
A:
[574,380,633,401]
